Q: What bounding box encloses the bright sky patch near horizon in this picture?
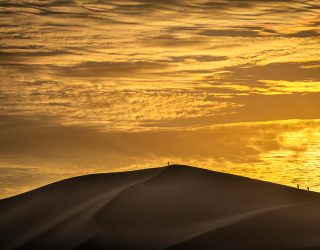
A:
[0,0,319,198]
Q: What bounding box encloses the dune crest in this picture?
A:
[0,165,320,250]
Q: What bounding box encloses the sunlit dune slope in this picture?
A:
[0,165,320,250]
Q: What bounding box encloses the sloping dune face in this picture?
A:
[0,165,320,250]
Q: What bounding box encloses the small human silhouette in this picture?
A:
[297,184,300,189]
[168,161,170,166]
[307,187,310,191]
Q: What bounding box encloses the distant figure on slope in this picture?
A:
[168,161,170,166]
[307,187,310,191]
[297,184,300,189]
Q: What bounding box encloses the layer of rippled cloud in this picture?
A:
[1,0,320,131]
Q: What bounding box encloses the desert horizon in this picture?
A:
[0,160,317,201]
[1,165,320,249]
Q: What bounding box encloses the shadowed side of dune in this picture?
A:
[0,167,163,250]
[167,201,320,250]
[0,165,320,250]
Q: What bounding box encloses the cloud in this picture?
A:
[200,29,262,37]
[223,61,320,82]
[207,61,320,95]
[288,30,320,37]
[0,81,240,130]
[52,61,169,78]
[170,55,228,62]
[0,51,76,64]
[259,80,320,94]
[145,35,208,48]
[0,0,319,129]
[149,93,320,127]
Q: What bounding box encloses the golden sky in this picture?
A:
[0,0,320,198]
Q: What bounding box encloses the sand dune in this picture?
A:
[0,165,320,250]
